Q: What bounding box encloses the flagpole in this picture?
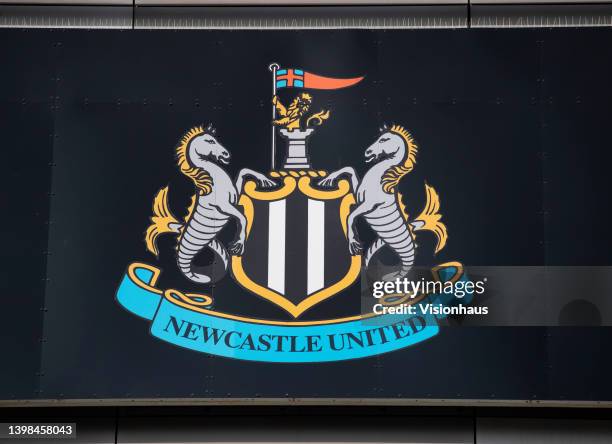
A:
[269,63,280,171]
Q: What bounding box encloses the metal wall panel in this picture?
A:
[472,0,611,3]
[4,2,612,28]
[135,0,468,4]
[2,27,612,407]
[32,28,551,402]
[1,1,130,4]
[0,5,132,28]
[472,4,612,27]
[134,5,467,28]
[0,30,55,400]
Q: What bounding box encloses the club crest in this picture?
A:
[116,63,471,363]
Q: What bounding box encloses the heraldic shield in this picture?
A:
[231,173,362,318]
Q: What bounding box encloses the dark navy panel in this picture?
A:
[0,30,56,400]
[541,30,612,401]
[36,29,552,400]
[0,28,610,401]
[542,29,612,265]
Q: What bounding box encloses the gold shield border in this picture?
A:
[231,175,362,318]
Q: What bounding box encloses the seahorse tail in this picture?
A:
[145,186,182,257]
[176,205,229,284]
[413,184,448,254]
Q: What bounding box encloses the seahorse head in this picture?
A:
[176,125,230,195]
[370,124,418,194]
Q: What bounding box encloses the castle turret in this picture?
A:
[279,128,314,169]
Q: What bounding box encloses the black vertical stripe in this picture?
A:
[284,194,308,303]
[241,199,269,287]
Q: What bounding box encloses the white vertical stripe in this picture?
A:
[307,199,325,295]
[267,199,286,294]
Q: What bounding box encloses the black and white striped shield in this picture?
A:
[231,173,362,318]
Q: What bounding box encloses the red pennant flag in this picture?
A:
[276,68,364,90]
[303,71,364,90]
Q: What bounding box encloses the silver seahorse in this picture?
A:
[320,125,447,280]
[145,125,275,284]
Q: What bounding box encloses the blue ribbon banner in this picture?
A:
[116,262,472,363]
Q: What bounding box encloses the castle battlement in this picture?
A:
[279,128,315,169]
